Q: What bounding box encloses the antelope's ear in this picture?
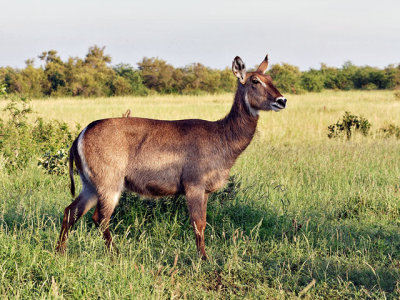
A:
[256,54,269,74]
[232,56,247,84]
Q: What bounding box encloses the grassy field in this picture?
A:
[1,90,400,298]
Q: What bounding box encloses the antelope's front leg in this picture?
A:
[185,187,209,260]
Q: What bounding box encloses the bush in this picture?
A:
[328,112,371,140]
[138,57,175,93]
[320,62,355,90]
[38,149,69,175]
[300,71,324,92]
[0,83,6,96]
[0,93,33,170]
[362,83,378,90]
[268,63,303,94]
[379,124,400,139]
[0,90,78,172]
[113,64,149,96]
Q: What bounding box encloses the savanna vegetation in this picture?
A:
[0,87,399,298]
[1,45,399,98]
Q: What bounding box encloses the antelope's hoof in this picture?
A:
[55,244,66,254]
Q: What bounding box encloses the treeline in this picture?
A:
[1,45,399,97]
[270,62,400,94]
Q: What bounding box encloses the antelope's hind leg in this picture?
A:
[56,187,98,253]
[95,190,122,252]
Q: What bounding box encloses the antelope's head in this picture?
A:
[232,54,287,115]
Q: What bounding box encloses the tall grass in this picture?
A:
[3,90,396,141]
[0,90,399,298]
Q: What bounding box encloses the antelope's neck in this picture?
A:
[219,86,259,161]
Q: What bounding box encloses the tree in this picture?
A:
[39,50,67,95]
[268,63,303,93]
[84,46,112,69]
[138,57,175,93]
[219,67,236,92]
[20,59,46,97]
[300,70,324,92]
[66,46,116,97]
[113,64,148,96]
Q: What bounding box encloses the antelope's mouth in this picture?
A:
[270,97,287,112]
[270,102,285,111]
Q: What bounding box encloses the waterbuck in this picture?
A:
[56,54,287,259]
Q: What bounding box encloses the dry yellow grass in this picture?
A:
[5,90,396,143]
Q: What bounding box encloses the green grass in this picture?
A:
[1,90,400,298]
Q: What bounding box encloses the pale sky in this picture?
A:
[1,0,399,70]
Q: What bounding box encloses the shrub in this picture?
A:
[268,63,303,94]
[110,76,132,96]
[362,83,378,90]
[0,82,6,96]
[379,124,400,139]
[0,90,78,173]
[32,118,77,152]
[320,62,355,90]
[113,64,149,96]
[300,71,324,92]
[328,112,371,140]
[138,57,175,93]
[0,92,33,170]
[38,148,69,175]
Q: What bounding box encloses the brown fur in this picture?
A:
[56,54,287,259]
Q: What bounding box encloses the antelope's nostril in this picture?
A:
[276,97,287,108]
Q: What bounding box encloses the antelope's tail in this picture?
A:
[69,144,75,197]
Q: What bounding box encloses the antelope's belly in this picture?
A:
[124,168,182,197]
[204,169,230,193]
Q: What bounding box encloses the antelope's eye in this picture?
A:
[252,78,259,84]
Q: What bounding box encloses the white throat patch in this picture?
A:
[244,92,259,117]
